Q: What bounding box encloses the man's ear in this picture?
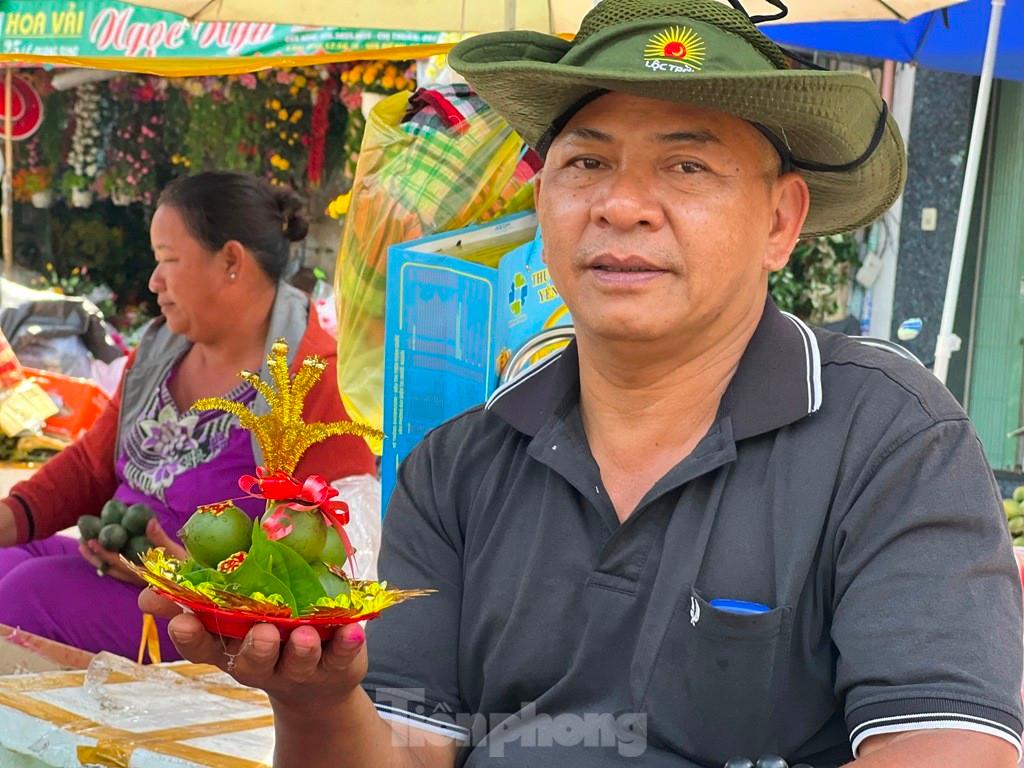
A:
[764,172,810,273]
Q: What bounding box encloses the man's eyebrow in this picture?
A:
[561,127,615,143]
[653,129,721,144]
[560,127,723,145]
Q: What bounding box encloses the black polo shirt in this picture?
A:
[363,299,1024,767]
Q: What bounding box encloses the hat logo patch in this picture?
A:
[644,26,706,73]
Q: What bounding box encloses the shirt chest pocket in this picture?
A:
[639,587,793,765]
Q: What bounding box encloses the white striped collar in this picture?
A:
[486,298,823,441]
[726,300,824,441]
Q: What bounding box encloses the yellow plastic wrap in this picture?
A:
[334,90,535,447]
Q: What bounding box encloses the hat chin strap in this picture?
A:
[536,89,609,158]
[538,90,888,177]
[757,101,889,174]
[726,0,789,24]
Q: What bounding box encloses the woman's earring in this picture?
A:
[229,272,237,280]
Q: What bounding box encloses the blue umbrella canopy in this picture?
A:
[766,0,1023,81]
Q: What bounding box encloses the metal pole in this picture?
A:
[932,0,1005,384]
[3,68,13,280]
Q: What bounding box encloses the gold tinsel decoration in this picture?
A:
[193,339,383,475]
[124,549,433,621]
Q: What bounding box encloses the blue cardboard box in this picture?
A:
[382,212,571,508]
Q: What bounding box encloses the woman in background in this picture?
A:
[0,172,374,659]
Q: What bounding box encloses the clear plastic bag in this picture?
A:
[333,87,536,449]
[332,473,382,581]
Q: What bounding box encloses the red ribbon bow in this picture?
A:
[239,468,355,564]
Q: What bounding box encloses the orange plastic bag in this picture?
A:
[22,367,110,441]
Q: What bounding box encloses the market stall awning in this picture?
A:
[0,0,459,76]
[117,0,967,33]
[767,0,1023,81]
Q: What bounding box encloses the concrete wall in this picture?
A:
[891,68,977,373]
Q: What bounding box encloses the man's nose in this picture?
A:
[590,169,666,231]
[148,265,163,294]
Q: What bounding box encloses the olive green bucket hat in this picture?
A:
[448,0,907,237]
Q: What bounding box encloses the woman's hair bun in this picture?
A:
[276,187,309,242]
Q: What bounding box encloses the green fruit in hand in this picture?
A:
[97,523,128,553]
[312,562,351,599]
[179,502,253,568]
[1014,487,1024,504]
[100,500,127,526]
[122,504,154,535]
[319,525,347,566]
[124,535,153,565]
[1010,517,1024,537]
[268,507,326,564]
[1004,499,1020,519]
[77,515,103,541]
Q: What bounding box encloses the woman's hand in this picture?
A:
[0,501,16,547]
[138,587,368,716]
[80,517,188,585]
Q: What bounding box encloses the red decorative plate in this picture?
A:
[183,601,380,641]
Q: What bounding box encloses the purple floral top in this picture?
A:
[112,359,265,542]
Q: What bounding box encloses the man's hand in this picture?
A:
[138,587,368,714]
[80,518,187,585]
[138,588,456,768]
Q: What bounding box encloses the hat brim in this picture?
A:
[450,32,906,238]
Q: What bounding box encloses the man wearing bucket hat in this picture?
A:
[147,1,1023,767]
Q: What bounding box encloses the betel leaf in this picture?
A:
[179,567,226,587]
[249,521,327,610]
[312,561,351,599]
[223,551,298,616]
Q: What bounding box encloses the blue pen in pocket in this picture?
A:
[709,599,771,615]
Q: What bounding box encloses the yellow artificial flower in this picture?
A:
[362,70,375,85]
[294,75,307,88]
[249,592,287,606]
[394,76,407,90]
[270,98,281,110]
[381,76,395,90]
[329,192,351,217]
[290,109,303,122]
[277,108,288,120]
